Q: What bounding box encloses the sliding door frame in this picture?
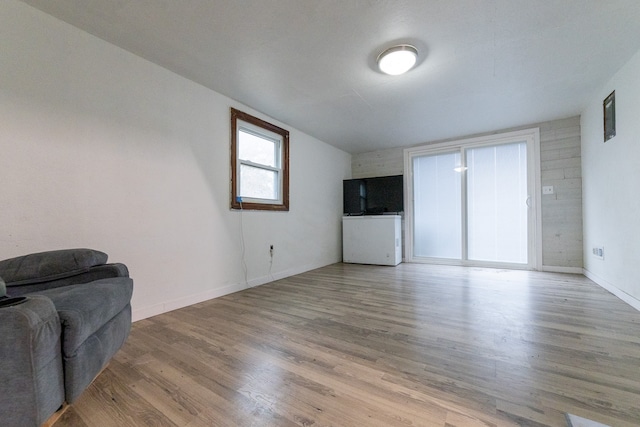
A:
[403,128,542,270]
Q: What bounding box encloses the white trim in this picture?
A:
[542,265,583,274]
[131,261,331,322]
[403,153,414,262]
[132,264,640,321]
[403,128,541,270]
[405,128,540,153]
[583,269,640,312]
[532,128,543,271]
[132,282,246,322]
[461,148,468,261]
[236,120,284,205]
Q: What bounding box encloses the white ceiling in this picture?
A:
[20,0,640,154]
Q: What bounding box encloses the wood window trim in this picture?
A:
[230,107,290,211]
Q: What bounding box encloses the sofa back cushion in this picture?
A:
[0,249,108,286]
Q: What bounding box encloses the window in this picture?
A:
[230,108,289,211]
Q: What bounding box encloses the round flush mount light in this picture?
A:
[377,44,418,75]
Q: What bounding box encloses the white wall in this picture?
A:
[0,1,351,320]
[582,48,640,305]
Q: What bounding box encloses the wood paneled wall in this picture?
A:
[351,116,583,270]
[539,117,583,270]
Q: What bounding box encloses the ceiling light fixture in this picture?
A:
[377,44,418,75]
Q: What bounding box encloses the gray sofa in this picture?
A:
[0,249,133,427]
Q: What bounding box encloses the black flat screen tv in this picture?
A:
[343,175,404,215]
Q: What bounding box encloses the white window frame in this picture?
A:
[403,128,542,270]
[237,122,283,203]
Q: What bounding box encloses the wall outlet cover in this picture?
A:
[592,247,604,260]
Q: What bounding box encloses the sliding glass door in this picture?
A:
[405,129,540,269]
[413,151,461,259]
[467,142,528,264]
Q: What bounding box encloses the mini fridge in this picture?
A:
[342,215,402,266]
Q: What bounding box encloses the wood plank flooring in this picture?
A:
[56,263,640,427]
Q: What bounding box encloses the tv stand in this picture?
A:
[342,215,402,266]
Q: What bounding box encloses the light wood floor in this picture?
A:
[56,263,640,427]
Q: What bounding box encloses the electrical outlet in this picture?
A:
[592,246,604,260]
[542,186,554,195]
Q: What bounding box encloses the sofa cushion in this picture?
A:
[0,276,5,298]
[63,305,131,403]
[32,277,133,357]
[0,249,108,286]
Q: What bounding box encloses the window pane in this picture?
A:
[239,129,277,167]
[413,152,462,259]
[240,164,278,200]
[231,108,289,210]
[467,142,527,263]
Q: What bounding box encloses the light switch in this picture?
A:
[542,186,554,195]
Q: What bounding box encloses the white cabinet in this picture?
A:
[342,215,402,266]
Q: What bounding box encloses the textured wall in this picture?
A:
[539,117,583,269]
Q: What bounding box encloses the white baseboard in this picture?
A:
[131,261,333,322]
[132,282,246,322]
[583,269,640,312]
[134,262,640,321]
[542,265,583,274]
[245,261,332,287]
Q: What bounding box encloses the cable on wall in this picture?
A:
[237,197,249,287]
[268,245,274,282]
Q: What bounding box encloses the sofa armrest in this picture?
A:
[0,296,65,427]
